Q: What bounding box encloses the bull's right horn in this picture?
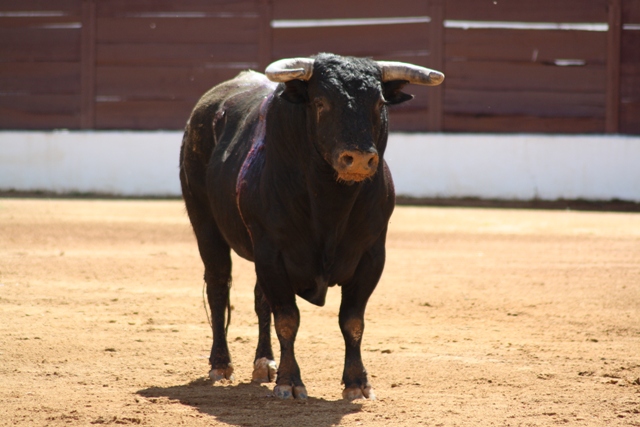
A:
[376,61,444,86]
[265,58,315,82]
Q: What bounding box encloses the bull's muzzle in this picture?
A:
[334,149,379,183]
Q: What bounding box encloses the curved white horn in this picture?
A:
[376,61,444,86]
[265,57,315,82]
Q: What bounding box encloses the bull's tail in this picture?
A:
[225,283,231,336]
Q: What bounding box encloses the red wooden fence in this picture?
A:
[0,0,637,133]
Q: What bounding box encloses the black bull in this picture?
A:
[179,53,443,400]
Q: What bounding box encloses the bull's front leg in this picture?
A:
[339,244,385,400]
[271,302,306,399]
[253,239,307,399]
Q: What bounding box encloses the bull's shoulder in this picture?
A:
[187,71,276,138]
[182,71,276,163]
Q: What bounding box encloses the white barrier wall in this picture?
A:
[0,131,181,197]
[1,131,639,202]
[385,133,640,202]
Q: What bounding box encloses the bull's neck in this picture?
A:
[263,98,366,269]
[309,172,363,271]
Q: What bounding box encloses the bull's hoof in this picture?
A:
[274,384,308,400]
[343,385,376,401]
[208,364,234,383]
[252,357,277,383]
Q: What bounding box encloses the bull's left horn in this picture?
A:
[376,61,444,86]
[265,57,315,82]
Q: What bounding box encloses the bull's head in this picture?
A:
[265,54,444,184]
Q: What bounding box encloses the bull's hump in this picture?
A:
[235,70,278,90]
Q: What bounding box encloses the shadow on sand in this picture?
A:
[137,377,362,427]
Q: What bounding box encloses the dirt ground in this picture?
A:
[1,199,639,427]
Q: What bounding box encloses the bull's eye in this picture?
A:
[375,98,387,116]
[313,98,328,122]
[314,98,326,113]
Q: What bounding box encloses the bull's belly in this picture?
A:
[212,205,255,262]
[206,178,256,263]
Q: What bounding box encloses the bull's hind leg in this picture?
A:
[203,242,234,382]
[182,190,234,382]
[252,283,277,383]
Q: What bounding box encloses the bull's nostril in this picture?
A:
[336,151,378,177]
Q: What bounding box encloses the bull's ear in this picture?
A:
[280,80,309,104]
[383,80,414,105]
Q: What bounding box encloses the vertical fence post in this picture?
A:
[80,0,96,129]
[428,0,444,132]
[606,0,622,133]
[258,0,273,73]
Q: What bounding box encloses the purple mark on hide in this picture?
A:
[235,93,274,243]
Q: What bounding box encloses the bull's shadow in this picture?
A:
[137,377,362,427]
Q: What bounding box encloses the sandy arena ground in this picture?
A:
[1,199,639,426]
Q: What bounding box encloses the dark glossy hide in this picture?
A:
[180,54,400,400]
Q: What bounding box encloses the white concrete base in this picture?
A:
[0,131,182,197]
[385,133,640,202]
[0,131,638,202]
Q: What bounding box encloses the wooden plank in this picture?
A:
[444,89,605,118]
[621,30,640,65]
[0,94,81,129]
[444,61,607,92]
[445,28,607,63]
[0,27,80,62]
[370,52,432,64]
[620,25,640,132]
[0,0,82,130]
[0,63,80,94]
[0,0,80,14]
[0,94,80,114]
[0,16,82,27]
[428,0,444,131]
[272,0,428,20]
[0,110,81,130]
[269,52,433,68]
[80,0,96,129]
[619,102,640,133]
[443,114,605,133]
[96,66,241,99]
[258,0,273,71]
[445,0,608,22]
[622,0,640,23]
[272,23,429,59]
[96,16,259,44]
[96,0,257,17]
[620,64,640,98]
[95,99,197,130]
[97,43,259,67]
[389,109,429,132]
[606,0,622,133]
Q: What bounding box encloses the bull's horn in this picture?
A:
[265,57,315,82]
[376,61,444,86]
